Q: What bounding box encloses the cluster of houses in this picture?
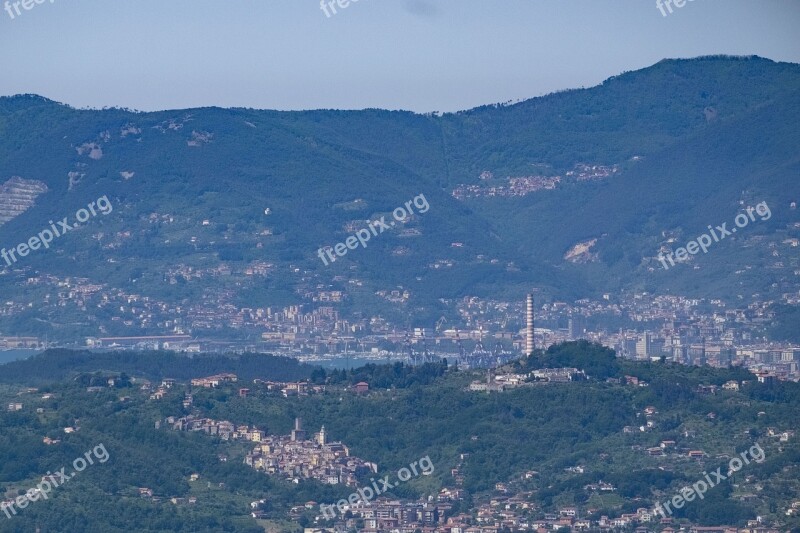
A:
[468,368,585,392]
[255,379,326,397]
[306,498,785,533]
[314,500,447,532]
[166,415,378,486]
[245,418,375,486]
[308,452,470,531]
[450,164,618,201]
[530,368,585,382]
[147,378,177,400]
[451,175,561,200]
[163,414,265,442]
[190,373,238,388]
[147,374,328,401]
[0,335,42,349]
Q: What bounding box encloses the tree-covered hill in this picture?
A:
[0,55,798,333]
[0,343,798,532]
[0,349,315,386]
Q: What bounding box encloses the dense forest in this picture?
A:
[0,350,315,385]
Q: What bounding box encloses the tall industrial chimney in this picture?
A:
[526,294,534,356]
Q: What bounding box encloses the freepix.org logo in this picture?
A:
[2,443,110,519]
[652,443,765,519]
[657,201,771,270]
[656,0,695,17]
[320,455,434,520]
[1,195,113,268]
[320,0,364,18]
[4,0,55,21]
[317,193,430,266]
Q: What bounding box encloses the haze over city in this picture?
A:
[1,2,799,532]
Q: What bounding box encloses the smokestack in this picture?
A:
[526,294,534,356]
[295,417,302,431]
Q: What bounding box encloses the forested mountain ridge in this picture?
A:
[0,55,798,336]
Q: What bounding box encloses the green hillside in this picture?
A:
[0,344,798,532]
[0,55,798,336]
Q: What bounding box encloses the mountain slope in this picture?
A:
[0,56,798,338]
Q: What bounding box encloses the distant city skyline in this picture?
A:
[0,0,798,112]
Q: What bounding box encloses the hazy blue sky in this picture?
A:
[0,0,798,112]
